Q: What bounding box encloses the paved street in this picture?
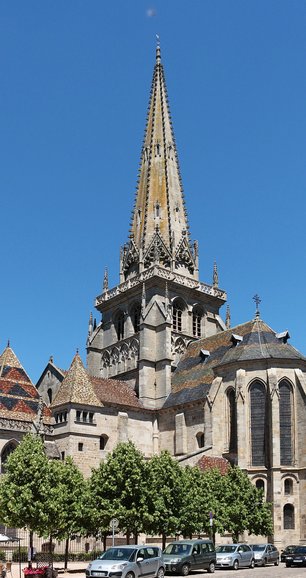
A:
[8,561,306,578]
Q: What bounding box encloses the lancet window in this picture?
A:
[131,302,141,333]
[279,380,293,465]
[192,306,203,337]
[283,504,295,529]
[173,299,184,333]
[115,311,125,340]
[227,388,237,454]
[250,381,267,466]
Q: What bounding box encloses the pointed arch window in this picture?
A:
[131,303,141,333]
[283,504,295,529]
[173,299,184,333]
[192,306,203,337]
[250,381,267,466]
[47,388,52,404]
[196,432,205,448]
[279,380,293,465]
[227,388,237,454]
[1,441,18,473]
[115,311,124,340]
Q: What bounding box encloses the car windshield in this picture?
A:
[216,546,236,553]
[294,547,306,554]
[164,544,192,556]
[251,545,265,551]
[100,548,136,561]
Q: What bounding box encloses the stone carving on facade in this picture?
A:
[144,231,171,269]
[175,234,195,274]
[122,238,139,275]
[101,338,139,378]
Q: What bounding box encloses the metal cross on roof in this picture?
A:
[253,294,261,317]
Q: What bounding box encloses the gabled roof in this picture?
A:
[51,352,102,408]
[0,345,51,422]
[167,318,306,406]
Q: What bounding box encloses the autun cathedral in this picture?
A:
[0,45,306,549]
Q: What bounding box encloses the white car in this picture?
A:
[86,546,164,578]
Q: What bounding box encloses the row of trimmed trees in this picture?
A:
[0,434,273,563]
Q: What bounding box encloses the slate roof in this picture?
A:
[0,345,51,422]
[167,318,306,408]
[90,375,142,409]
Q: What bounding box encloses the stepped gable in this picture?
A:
[0,344,51,422]
[90,375,143,409]
[167,318,306,405]
[51,351,102,408]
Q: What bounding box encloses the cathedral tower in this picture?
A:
[87,45,227,409]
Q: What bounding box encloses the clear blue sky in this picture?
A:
[1,1,306,382]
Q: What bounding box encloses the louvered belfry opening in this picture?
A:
[279,380,293,465]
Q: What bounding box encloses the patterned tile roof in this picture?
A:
[196,455,230,475]
[51,351,143,409]
[168,318,306,406]
[0,345,51,422]
[51,352,103,408]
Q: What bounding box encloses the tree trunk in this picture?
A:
[103,533,107,552]
[126,532,130,545]
[49,534,53,568]
[134,531,138,545]
[28,530,34,568]
[64,537,69,570]
[162,533,166,551]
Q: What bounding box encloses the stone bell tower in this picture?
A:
[87,44,227,409]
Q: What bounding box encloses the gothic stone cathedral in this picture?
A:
[1,45,306,549]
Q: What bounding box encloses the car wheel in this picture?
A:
[286,562,292,568]
[181,564,190,576]
[274,558,279,566]
[262,558,267,567]
[249,559,255,569]
[125,572,135,578]
[233,560,239,571]
[157,568,165,578]
[207,561,215,573]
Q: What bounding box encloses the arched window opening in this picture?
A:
[100,435,108,450]
[279,380,293,465]
[115,311,124,340]
[1,442,18,473]
[283,504,295,529]
[256,479,265,492]
[284,478,293,495]
[227,389,237,454]
[196,432,205,448]
[192,307,203,338]
[173,300,184,333]
[250,381,267,467]
[131,303,141,333]
[47,388,52,404]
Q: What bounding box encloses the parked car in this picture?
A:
[285,546,306,567]
[250,544,279,566]
[280,545,298,563]
[163,539,216,575]
[86,545,164,578]
[215,544,254,570]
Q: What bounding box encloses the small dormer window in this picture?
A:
[276,330,290,344]
[231,334,243,346]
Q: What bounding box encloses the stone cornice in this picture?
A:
[96,265,226,306]
[0,417,53,435]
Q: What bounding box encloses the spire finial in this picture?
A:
[88,312,93,336]
[253,294,261,318]
[7,339,10,348]
[225,305,231,329]
[156,34,161,63]
[213,261,219,288]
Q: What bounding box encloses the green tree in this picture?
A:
[86,461,116,550]
[0,434,52,555]
[221,466,273,542]
[146,451,184,549]
[179,466,206,537]
[89,442,149,543]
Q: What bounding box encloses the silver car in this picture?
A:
[216,544,254,570]
[250,544,280,566]
[86,546,164,578]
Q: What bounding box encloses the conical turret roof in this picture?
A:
[122,44,197,279]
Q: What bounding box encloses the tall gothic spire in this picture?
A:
[122,44,197,280]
